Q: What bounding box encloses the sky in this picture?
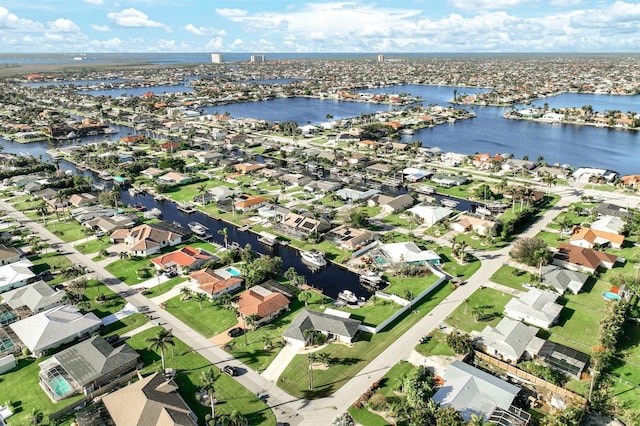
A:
[1,1,639,53]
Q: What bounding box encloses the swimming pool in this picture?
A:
[373,255,388,266]
[226,267,241,277]
[49,376,73,397]
[603,291,622,301]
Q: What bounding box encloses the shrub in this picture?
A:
[367,393,387,411]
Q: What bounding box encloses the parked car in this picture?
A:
[227,327,245,338]
[105,334,120,344]
[223,365,237,376]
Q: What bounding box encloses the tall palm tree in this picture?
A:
[217,227,229,249]
[199,368,218,422]
[146,328,176,372]
[298,289,313,306]
[36,202,50,226]
[193,292,208,310]
[179,286,193,301]
[197,183,208,206]
[468,413,493,426]
[317,352,331,368]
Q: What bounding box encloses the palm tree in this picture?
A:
[36,202,50,226]
[307,352,316,390]
[263,334,274,351]
[197,183,208,206]
[534,247,550,279]
[471,306,484,322]
[180,286,193,302]
[226,410,246,426]
[298,289,313,306]
[193,292,208,310]
[217,227,229,249]
[468,413,493,426]
[146,328,176,372]
[317,352,331,368]
[199,368,218,422]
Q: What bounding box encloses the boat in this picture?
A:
[401,128,415,135]
[177,202,196,214]
[300,249,327,267]
[257,231,279,247]
[131,203,146,212]
[441,198,459,208]
[143,208,162,219]
[188,221,209,236]
[337,290,359,305]
[359,271,383,287]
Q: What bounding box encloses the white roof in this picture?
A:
[504,288,563,327]
[477,317,539,360]
[380,241,440,264]
[591,215,625,235]
[0,259,35,293]
[10,305,102,355]
[407,205,453,225]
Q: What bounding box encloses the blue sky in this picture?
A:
[1,1,639,53]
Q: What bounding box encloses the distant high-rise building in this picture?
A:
[211,53,223,64]
[250,55,266,63]
[377,54,385,63]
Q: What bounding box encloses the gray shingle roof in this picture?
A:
[283,309,361,341]
[2,280,64,312]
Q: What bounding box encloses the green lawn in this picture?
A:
[445,287,511,333]
[142,276,188,298]
[104,256,155,285]
[347,406,390,426]
[277,281,455,398]
[100,313,149,337]
[83,280,128,318]
[384,273,440,299]
[75,237,111,255]
[377,360,416,397]
[335,298,402,328]
[163,295,239,338]
[46,220,90,243]
[29,253,74,284]
[0,357,86,425]
[490,265,537,291]
[124,327,276,426]
[414,330,455,357]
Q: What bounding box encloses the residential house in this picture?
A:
[536,166,571,179]
[433,360,528,424]
[110,223,185,257]
[620,174,640,188]
[151,246,215,273]
[158,171,192,186]
[279,212,331,239]
[283,309,362,348]
[281,173,313,187]
[71,206,117,223]
[68,193,97,208]
[38,335,139,401]
[475,317,544,363]
[369,193,415,214]
[335,187,380,203]
[504,288,563,329]
[10,305,102,357]
[431,174,469,187]
[590,215,625,235]
[84,213,138,234]
[472,153,504,170]
[0,244,21,266]
[407,204,454,226]
[450,214,497,236]
[190,268,243,299]
[502,158,535,173]
[595,203,632,219]
[234,194,267,213]
[234,163,266,175]
[402,167,434,183]
[365,163,392,176]
[207,186,241,203]
[303,180,342,194]
[0,259,35,294]
[377,241,441,266]
[569,226,624,249]
[573,167,618,183]
[541,265,590,295]
[140,167,165,179]
[233,285,290,327]
[552,243,623,274]
[102,372,198,426]
[2,280,65,314]
[194,151,224,164]
[325,225,374,251]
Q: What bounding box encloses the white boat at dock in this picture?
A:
[300,249,327,267]
[257,231,279,247]
[441,198,459,208]
[359,271,383,288]
[337,290,360,305]
[188,221,209,236]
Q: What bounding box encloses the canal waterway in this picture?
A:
[117,191,369,300]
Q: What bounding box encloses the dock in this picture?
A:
[257,231,279,246]
[176,202,196,214]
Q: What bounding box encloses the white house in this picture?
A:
[0,259,35,294]
[407,205,453,226]
[475,317,543,363]
[283,309,361,348]
[503,288,563,329]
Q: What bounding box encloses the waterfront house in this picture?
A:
[335,187,379,203]
[110,223,186,257]
[207,186,241,203]
[407,204,454,226]
[71,206,118,223]
[0,259,35,294]
[569,226,624,249]
[151,246,215,273]
[377,241,441,266]
[102,372,198,426]
[595,203,632,219]
[140,167,165,179]
[38,335,139,401]
[234,162,266,175]
[158,171,192,186]
[233,285,290,327]
[450,214,497,236]
[431,174,469,187]
[365,163,392,176]
[194,150,224,164]
[503,288,562,329]
[0,244,21,266]
[573,167,618,183]
[68,193,97,208]
[234,194,267,212]
[475,317,543,363]
[369,193,415,214]
[279,212,331,239]
[590,215,625,235]
[552,243,622,274]
[84,213,138,234]
[324,225,374,251]
[536,166,571,179]
[620,174,640,188]
[9,305,102,357]
[190,268,243,299]
[540,265,589,295]
[433,360,527,424]
[283,309,361,348]
[2,280,64,314]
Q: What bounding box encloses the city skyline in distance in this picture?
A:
[0,1,639,54]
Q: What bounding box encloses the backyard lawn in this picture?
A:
[104,256,156,285]
[30,252,74,284]
[414,330,455,357]
[163,295,239,338]
[124,327,276,426]
[74,237,111,255]
[335,298,402,328]
[142,276,188,298]
[46,220,91,243]
[384,273,440,299]
[277,281,455,398]
[83,280,128,318]
[490,265,538,292]
[445,287,511,333]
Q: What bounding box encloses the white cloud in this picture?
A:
[450,0,536,11]
[549,0,581,6]
[107,8,169,30]
[216,8,248,18]
[83,0,104,4]
[0,7,43,31]
[92,24,110,32]
[184,24,226,37]
[88,37,123,50]
[48,18,80,33]
[205,37,224,50]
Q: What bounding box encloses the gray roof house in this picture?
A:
[283,309,361,348]
[2,280,65,314]
[433,360,529,424]
[541,265,589,295]
[475,317,544,363]
[38,335,139,401]
[10,305,102,357]
[0,244,21,266]
[504,288,563,329]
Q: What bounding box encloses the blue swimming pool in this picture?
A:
[49,376,73,397]
[603,291,622,301]
[226,267,241,277]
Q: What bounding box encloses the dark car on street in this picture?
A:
[223,365,237,376]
